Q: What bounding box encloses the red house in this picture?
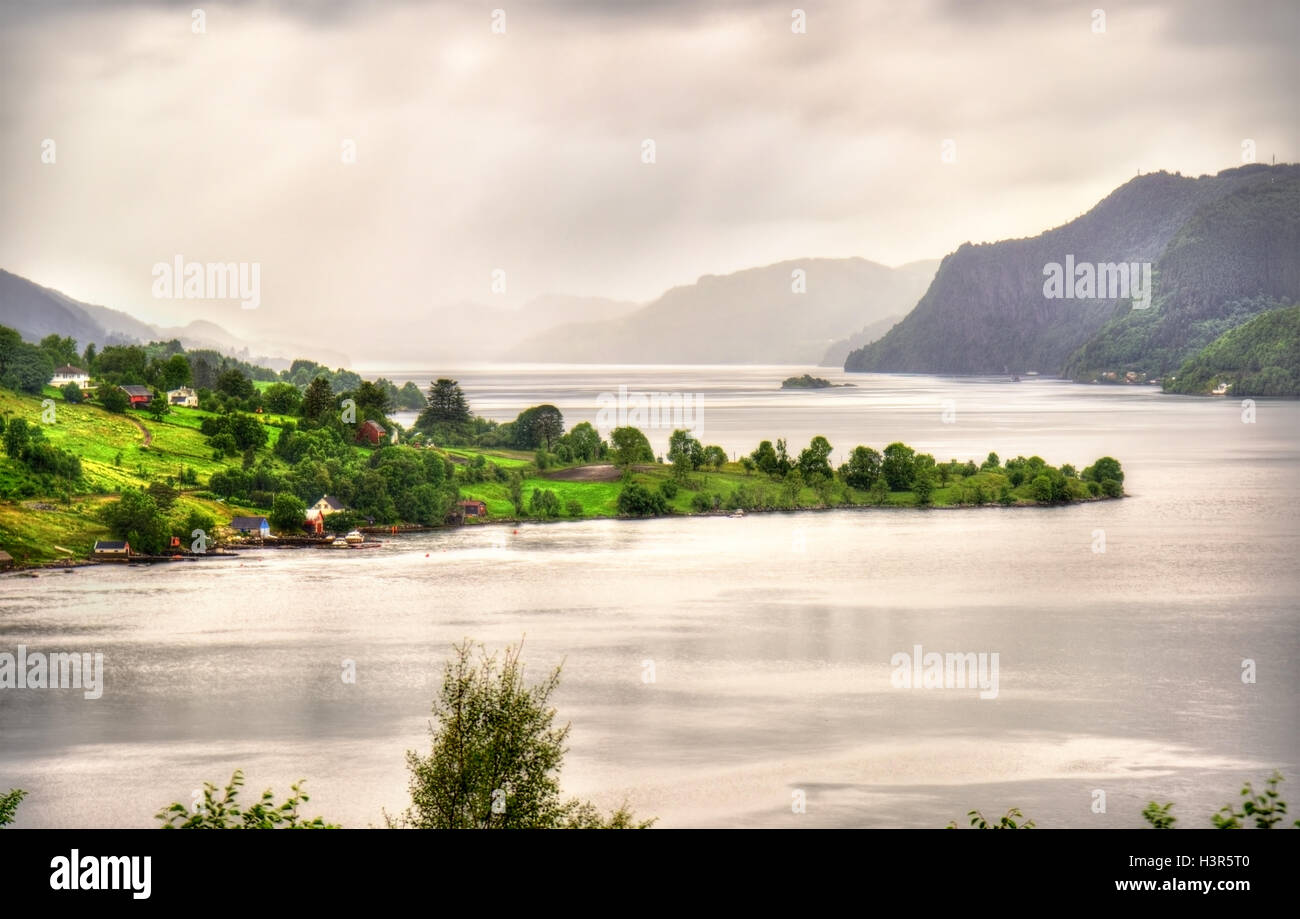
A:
[121,385,153,406]
[458,499,487,518]
[356,420,387,446]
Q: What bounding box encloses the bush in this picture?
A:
[565,499,584,517]
[659,480,679,499]
[157,770,337,829]
[529,488,561,519]
[60,382,84,404]
[617,483,668,516]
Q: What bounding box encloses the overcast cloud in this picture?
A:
[0,0,1296,359]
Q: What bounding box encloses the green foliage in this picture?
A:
[512,404,565,450]
[617,482,668,516]
[564,499,583,517]
[796,436,833,481]
[156,770,338,829]
[270,493,307,533]
[609,426,654,468]
[841,445,881,489]
[98,385,130,414]
[1142,801,1177,829]
[1164,303,1300,395]
[0,788,25,826]
[60,382,84,404]
[529,487,561,519]
[396,640,652,829]
[881,442,915,491]
[0,327,54,394]
[947,807,1035,829]
[1213,770,1297,829]
[416,378,471,430]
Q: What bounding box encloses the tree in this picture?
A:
[216,369,256,401]
[418,379,471,428]
[667,429,704,475]
[157,770,337,829]
[270,493,307,533]
[750,440,779,476]
[1082,457,1124,487]
[797,436,833,481]
[513,404,565,450]
[98,488,169,554]
[842,446,881,489]
[396,640,652,829]
[352,380,394,423]
[40,334,80,368]
[609,426,654,469]
[702,445,728,470]
[263,382,303,415]
[160,353,192,390]
[60,382,84,404]
[301,377,335,425]
[881,442,916,491]
[566,422,603,462]
[396,381,426,410]
[946,808,1035,829]
[3,418,30,458]
[98,386,130,414]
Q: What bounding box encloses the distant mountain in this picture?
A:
[846,164,1300,375]
[506,258,940,364]
[819,313,906,366]
[0,268,327,369]
[1163,304,1300,396]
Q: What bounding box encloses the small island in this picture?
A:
[781,374,854,389]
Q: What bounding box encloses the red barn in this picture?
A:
[121,385,153,406]
[356,420,388,446]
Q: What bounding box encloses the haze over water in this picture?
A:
[1,366,1296,828]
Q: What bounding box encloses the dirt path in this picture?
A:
[126,414,153,447]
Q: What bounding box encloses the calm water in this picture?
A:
[1,367,1297,828]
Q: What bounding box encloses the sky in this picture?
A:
[0,0,1296,360]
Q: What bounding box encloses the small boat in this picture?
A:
[345,530,364,546]
[729,509,745,518]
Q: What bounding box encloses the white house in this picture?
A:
[310,495,347,516]
[51,365,91,389]
[167,386,199,407]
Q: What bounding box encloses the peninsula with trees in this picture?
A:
[0,323,1124,568]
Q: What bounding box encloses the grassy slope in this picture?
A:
[0,389,275,565]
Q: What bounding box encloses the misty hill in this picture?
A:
[846,164,1300,375]
[1061,172,1300,380]
[1163,304,1300,396]
[0,269,307,370]
[819,313,905,366]
[506,258,939,364]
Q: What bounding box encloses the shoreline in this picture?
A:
[2,493,1123,575]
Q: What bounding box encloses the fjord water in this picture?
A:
[1,367,1296,828]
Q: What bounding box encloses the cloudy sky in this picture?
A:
[0,0,1296,359]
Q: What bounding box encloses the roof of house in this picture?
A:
[94,540,129,550]
[54,365,87,375]
[120,385,152,397]
[359,420,386,431]
[229,516,269,530]
[167,386,196,394]
[316,495,346,510]
[459,499,487,507]
[0,550,13,561]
